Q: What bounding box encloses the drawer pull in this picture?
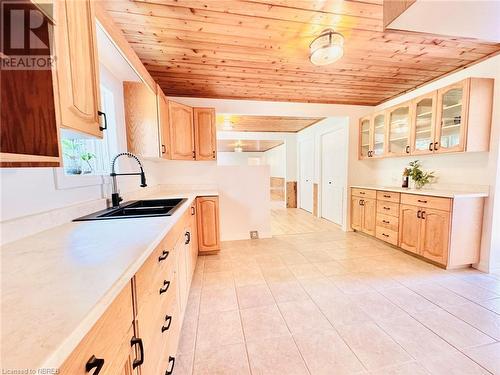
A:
[165,356,175,375]
[85,355,104,374]
[382,220,390,224]
[161,315,172,333]
[158,250,169,262]
[383,206,390,210]
[185,231,191,245]
[359,191,365,195]
[383,194,391,198]
[130,336,144,369]
[417,199,428,203]
[382,233,389,237]
[159,280,171,295]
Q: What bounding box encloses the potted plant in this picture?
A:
[62,139,83,175]
[81,152,96,174]
[407,160,435,189]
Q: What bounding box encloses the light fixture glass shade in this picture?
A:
[310,29,344,66]
[222,117,233,130]
[234,146,243,152]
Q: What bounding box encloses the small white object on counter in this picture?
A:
[350,185,489,198]
[0,190,217,372]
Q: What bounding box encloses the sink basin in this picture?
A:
[73,198,187,221]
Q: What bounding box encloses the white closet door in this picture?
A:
[299,139,314,213]
[321,128,347,225]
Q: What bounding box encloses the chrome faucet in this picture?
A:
[110,152,147,207]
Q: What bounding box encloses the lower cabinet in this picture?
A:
[350,195,376,236]
[419,208,450,265]
[399,204,420,254]
[197,196,221,252]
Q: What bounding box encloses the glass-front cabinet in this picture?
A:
[435,80,468,153]
[359,116,372,159]
[372,112,386,157]
[387,102,411,156]
[411,92,436,154]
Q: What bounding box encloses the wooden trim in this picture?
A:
[0,152,61,163]
[383,0,416,30]
[94,2,157,92]
[286,181,297,208]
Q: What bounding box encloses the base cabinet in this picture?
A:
[399,204,420,254]
[350,193,376,236]
[419,208,450,265]
[197,196,221,252]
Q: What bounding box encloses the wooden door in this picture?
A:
[372,111,386,158]
[55,0,102,138]
[359,116,372,159]
[419,208,450,265]
[196,196,221,252]
[169,101,195,160]
[124,82,160,158]
[351,196,363,231]
[411,92,437,155]
[361,198,376,236]
[435,79,469,153]
[399,204,420,254]
[157,85,171,159]
[387,102,411,156]
[194,108,217,160]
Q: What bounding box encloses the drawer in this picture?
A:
[59,285,133,375]
[401,193,451,212]
[376,213,399,232]
[377,190,400,203]
[377,200,400,217]
[376,227,398,246]
[352,188,376,199]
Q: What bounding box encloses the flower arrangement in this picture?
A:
[407,160,435,189]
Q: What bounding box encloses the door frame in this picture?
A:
[297,138,314,212]
[319,124,349,230]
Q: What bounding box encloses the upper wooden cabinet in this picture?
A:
[358,77,493,159]
[55,0,103,138]
[169,102,195,160]
[196,196,221,252]
[157,86,171,160]
[124,82,160,158]
[372,111,387,158]
[194,108,217,160]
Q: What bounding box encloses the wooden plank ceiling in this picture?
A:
[216,115,325,132]
[103,0,500,105]
[218,139,284,152]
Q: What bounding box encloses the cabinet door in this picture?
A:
[361,198,376,236]
[194,108,217,160]
[187,203,198,285]
[419,208,450,265]
[157,86,171,159]
[56,0,102,138]
[175,236,188,325]
[359,116,372,159]
[411,92,437,155]
[351,197,363,231]
[124,82,160,158]
[399,204,420,254]
[387,103,411,156]
[196,196,221,252]
[435,80,469,153]
[372,112,386,157]
[169,101,195,160]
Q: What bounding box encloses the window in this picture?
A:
[60,85,115,176]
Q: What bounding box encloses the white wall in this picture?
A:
[264,144,286,178]
[217,152,266,167]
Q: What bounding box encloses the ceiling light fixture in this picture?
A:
[222,115,234,130]
[234,146,243,153]
[310,28,344,66]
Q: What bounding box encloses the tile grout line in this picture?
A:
[233,272,255,375]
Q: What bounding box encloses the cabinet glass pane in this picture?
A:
[360,119,370,157]
[389,106,409,154]
[415,98,433,151]
[439,88,463,149]
[373,114,385,156]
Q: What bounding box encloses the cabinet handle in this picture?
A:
[382,220,390,224]
[405,145,410,154]
[185,231,191,245]
[85,355,104,374]
[192,151,196,159]
[165,356,175,375]
[161,315,172,333]
[383,206,390,210]
[359,192,365,195]
[191,206,195,215]
[212,150,216,159]
[161,144,166,154]
[382,233,389,237]
[158,250,169,262]
[421,211,426,219]
[434,142,439,151]
[417,199,428,203]
[429,142,433,151]
[383,194,391,198]
[359,199,364,206]
[97,111,107,131]
[159,280,170,295]
[130,337,144,369]
[417,210,421,218]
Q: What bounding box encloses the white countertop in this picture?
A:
[0,189,218,371]
[350,185,489,198]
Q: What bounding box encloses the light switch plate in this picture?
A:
[250,231,259,239]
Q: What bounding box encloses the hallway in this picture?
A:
[174,209,500,375]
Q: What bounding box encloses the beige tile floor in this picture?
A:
[175,209,500,375]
